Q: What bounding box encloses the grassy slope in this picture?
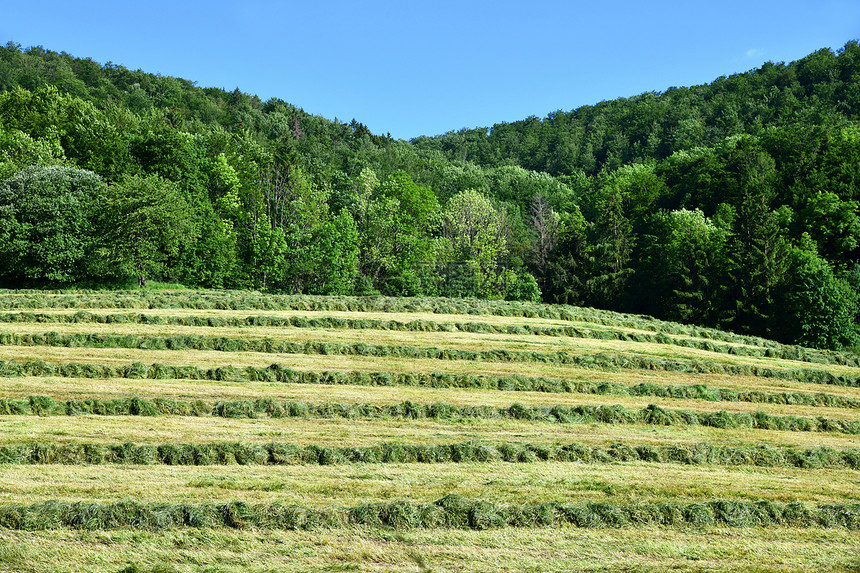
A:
[0,290,858,572]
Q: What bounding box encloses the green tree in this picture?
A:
[349,169,441,295]
[584,186,634,309]
[796,191,859,267]
[778,240,858,350]
[0,165,102,286]
[0,86,133,180]
[724,190,789,337]
[0,126,65,180]
[441,189,508,297]
[542,209,590,305]
[130,112,207,193]
[636,208,729,325]
[309,209,359,295]
[95,174,193,287]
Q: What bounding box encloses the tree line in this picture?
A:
[0,41,858,350]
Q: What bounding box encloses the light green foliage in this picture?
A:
[0,165,102,285]
[0,126,65,180]
[95,174,194,287]
[211,153,242,220]
[248,221,288,291]
[378,170,438,227]
[442,189,508,298]
[0,86,132,179]
[355,166,379,198]
[797,191,860,265]
[309,209,359,295]
[130,112,207,192]
[487,165,573,208]
[596,163,665,222]
[501,269,542,302]
[352,170,440,296]
[183,201,237,289]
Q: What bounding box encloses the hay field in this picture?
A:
[0,290,858,572]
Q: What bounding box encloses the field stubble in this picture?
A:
[0,291,858,572]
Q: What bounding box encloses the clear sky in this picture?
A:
[2,1,859,140]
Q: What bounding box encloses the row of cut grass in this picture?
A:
[2,331,858,386]
[0,496,857,531]
[5,367,860,417]
[4,412,859,450]
[1,439,858,470]
[2,311,852,366]
[3,351,855,399]
[1,395,859,435]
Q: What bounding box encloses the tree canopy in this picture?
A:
[0,40,859,349]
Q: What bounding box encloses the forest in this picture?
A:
[0,40,858,350]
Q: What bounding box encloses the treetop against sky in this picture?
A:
[2,0,860,139]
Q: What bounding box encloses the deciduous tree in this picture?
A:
[0,165,101,285]
[95,174,193,287]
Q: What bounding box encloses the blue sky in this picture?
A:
[2,1,859,140]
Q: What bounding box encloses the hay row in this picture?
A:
[1,360,856,410]
[1,440,858,470]
[0,290,847,357]
[1,311,848,366]
[1,396,858,435]
[0,496,857,531]
[1,333,857,387]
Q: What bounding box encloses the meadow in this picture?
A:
[0,290,857,572]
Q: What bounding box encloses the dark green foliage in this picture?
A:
[778,245,859,350]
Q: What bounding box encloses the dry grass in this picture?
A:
[1,345,856,399]
[6,308,819,353]
[4,321,859,376]
[3,308,588,328]
[1,413,858,449]
[1,291,859,572]
[0,461,858,507]
[2,376,859,421]
[0,526,857,573]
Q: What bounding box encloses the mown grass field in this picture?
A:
[0,290,858,572]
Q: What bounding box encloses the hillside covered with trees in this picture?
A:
[0,40,859,350]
